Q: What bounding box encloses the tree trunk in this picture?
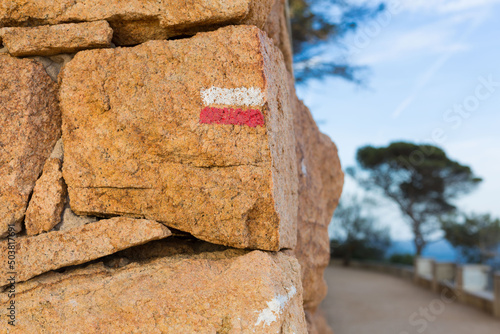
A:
[412,220,426,256]
[415,242,423,256]
[343,244,352,267]
[414,237,425,256]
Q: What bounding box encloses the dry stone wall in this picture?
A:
[0,1,342,333]
[0,55,61,237]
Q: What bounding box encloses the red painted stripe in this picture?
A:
[199,107,265,128]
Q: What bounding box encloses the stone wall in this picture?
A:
[0,1,343,332]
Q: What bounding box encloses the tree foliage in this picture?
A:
[389,253,415,266]
[330,194,391,265]
[290,0,385,83]
[441,213,500,264]
[349,141,482,255]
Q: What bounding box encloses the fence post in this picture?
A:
[455,266,465,303]
[432,262,456,294]
[413,256,418,283]
[494,272,500,318]
[432,261,439,293]
[414,257,433,287]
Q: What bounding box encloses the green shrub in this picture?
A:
[389,253,415,266]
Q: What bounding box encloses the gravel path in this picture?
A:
[322,265,500,334]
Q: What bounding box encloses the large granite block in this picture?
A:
[0,0,274,45]
[60,25,297,251]
[0,245,306,333]
[0,55,61,237]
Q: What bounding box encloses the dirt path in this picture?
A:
[322,265,500,334]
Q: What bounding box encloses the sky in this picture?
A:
[297,0,500,240]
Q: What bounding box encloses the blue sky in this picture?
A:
[297,0,500,239]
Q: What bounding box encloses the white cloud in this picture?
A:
[344,2,493,117]
[355,27,469,66]
[390,11,488,117]
[392,0,500,13]
[351,4,489,66]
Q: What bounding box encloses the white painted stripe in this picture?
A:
[201,86,265,106]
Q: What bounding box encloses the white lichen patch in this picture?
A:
[255,286,297,327]
[201,87,265,106]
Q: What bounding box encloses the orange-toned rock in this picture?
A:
[264,0,293,74]
[0,55,61,238]
[306,309,334,334]
[292,89,344,311]
[0,217,171,285]
[0,0,274,45]
[60,25,297,251]
[0,244,307,333]
[0,21,113,57]
[24,157,66,236]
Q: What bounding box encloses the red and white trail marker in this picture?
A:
[199,87,265,127]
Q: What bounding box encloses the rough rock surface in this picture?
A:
[0,55,61,238]
[0,0,274,45]
[0,245,307,333]
[60,25,297,251]
[292,86,344,312]
[24,157,66,236]
[306,309,335,334]
[0,217,171,284]
[264,0,293,74]
[1,20,113,57]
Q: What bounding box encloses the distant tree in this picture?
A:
[290,0,385,83]
[348,142,482,256]
[389,253,415,266]
[441,213,500,264]
[330,194,391,266]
